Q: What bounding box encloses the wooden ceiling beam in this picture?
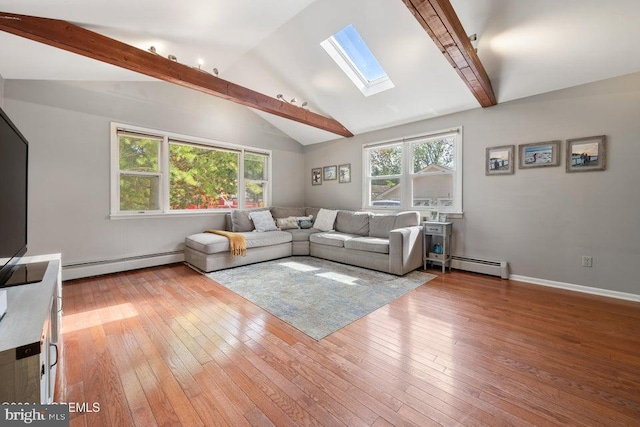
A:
[0,12,353,137]
[402,0,497,107]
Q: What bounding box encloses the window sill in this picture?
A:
[363,207,463,219]
[110,210,232,220]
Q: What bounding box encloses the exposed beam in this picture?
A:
[402,0,496,107]
[0,12,353,137]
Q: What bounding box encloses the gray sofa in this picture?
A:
[184,207,423,276]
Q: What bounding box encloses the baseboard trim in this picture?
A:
[509,274,640,302]
[62,251,185,281]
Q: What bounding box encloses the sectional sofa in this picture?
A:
[184,207,423,276]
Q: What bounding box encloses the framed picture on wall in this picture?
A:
[311,167,322,185]
[566,135,606,172]
[338,163,351,183]
[429,210,439,222]
[518,140,561,169]
[323,165,337,181]
[486,145,515,175]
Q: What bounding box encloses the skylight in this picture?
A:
[321,24,394,97]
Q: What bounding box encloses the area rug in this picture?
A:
[206,257,435,340]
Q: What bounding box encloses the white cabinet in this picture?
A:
[423,222,453,273]
[0,254,62,404]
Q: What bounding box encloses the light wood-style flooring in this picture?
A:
[55,263,640,426]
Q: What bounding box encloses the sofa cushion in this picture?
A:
[310,232,358,248]
[344,236,390,254]
[270,206,307,219]
[369,214,397,238]
[249,210,279,232]
[230,208,268,232]
[305,207,321,221]
[313,208,338,232]
[275,216,299,230]
[284,228,321,242]
[186,231,292,254]
[335,210,370,236]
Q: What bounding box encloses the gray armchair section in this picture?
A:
[185,207,423,276]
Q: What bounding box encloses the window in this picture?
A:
[321,24,394,97]
[363,128,462,213]
[111,123,271,216]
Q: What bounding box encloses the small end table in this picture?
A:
[423,221,453,273]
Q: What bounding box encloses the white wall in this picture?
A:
[304,72,640,296]
[3,80,305,277]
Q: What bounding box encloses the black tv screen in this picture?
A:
[0,106,28,287]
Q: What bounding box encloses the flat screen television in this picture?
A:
[0,105,29,287]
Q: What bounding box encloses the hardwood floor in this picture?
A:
[55,263,640,426]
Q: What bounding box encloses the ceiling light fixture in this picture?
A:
[277,94,308,108]
[469,34,478,52]
[147,46,219,75]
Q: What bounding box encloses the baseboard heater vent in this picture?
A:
[450,255,509,279]
[62,251,184,281]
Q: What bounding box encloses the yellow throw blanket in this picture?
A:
[204,230,247,257]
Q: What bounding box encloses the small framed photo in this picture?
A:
[429,210,439,221]
[519,140,561,169]
[323,165,337,181]
[486,145,515,175]
[338,163,351,183]
[439,213,448,222]
[311,168,322,185]
[566,135,606,172]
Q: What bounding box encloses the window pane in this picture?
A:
[120,175,160,211]
[412,174,453,208]
[370,178,401,206]
[332,24,387,83]
[119,136,159,172]
[245,153,267,180]
[369,146,402,176]
[245,182,265,208]
[169,143,239,210]
[413,137,455,173]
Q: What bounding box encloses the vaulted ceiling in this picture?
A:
[1,0,640,145]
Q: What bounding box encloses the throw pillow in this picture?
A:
[230,209,254,232]
[313,208,338,232]
[276,216,299,230]
[298,219,314,229]
[248,210,279,232]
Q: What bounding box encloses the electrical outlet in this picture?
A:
[582,256,593,268]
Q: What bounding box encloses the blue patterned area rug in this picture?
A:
[206,257,436,340]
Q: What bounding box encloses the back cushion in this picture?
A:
[305,207,321,221]
[369,214,397,238]
[270,206,307,219]
[230,208,268,232]
[394,211,420,229]
[335,211,370,236]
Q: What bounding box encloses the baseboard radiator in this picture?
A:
[450,255,509,279]
[62,251,184,281]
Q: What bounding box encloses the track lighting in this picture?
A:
[146,46,219,75]
[469,34,478,52]
[276,94,308,108]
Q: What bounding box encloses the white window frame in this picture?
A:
[110,122,272,218]
[320,27,394,97]
[362,127,463,215]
